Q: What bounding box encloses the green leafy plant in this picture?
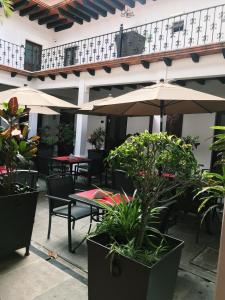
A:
[93,131,199,265]
[0,97,39,194]
[57,123,74,146]
[182,135,200,149]
[88,127,105,150]
[195,126,225,217]
[0,0,13,17]
[39,125,58,146]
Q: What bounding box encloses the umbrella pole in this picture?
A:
[160,100,164,132]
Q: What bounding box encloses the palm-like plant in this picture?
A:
[195,126,225,216]
[0,0,13,17]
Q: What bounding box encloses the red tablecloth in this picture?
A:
[53,156,88,162]
[76,189,132,206]
[0,166,7,174]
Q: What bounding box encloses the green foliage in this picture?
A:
[0,0,13,17]
[93,132,199,264]
[0,98,39,194]
[196,126,225,217]
[88,127,105,150]
[57,123,74,146]
[182,135,200,149]
[93,192,168,266]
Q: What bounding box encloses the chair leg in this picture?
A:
[72,220,75,230]
[68,219,73,252]
[47,213,52,239]
[25,246,30,256]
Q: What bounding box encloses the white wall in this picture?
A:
[127,117,149,135]
[182,113,215,169]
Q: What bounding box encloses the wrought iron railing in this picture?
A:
[1,3,225,71]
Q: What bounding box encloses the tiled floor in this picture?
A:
[0,179,220,299]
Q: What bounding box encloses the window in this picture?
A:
[172,20,184,33]
[64,46,78,66]
[24,40,42,71]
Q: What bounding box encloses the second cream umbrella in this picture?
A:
[93,81,225,131]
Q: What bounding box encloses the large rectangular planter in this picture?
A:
[0,190,38,257]
[87,233,184,300]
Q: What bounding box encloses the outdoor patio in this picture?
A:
[0,178,220,300]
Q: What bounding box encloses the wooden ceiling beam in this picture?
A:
[58,8,81,23]
[87,68,95,76]
[48,74,56,80]
[121,0,135,8]
[47,19,67,29]
[38,14,59,25]
[191,53,200,63]
[13,0,28,11]
[20,4,39,16]
[107,0,125,10]
[121,63,129,71]
[29,9,49,21]
[55,22,73,32]
[73,70,80,77]
[163,57,172,66]
[141,60,150,69]
[95,0,116,14]
[66,5,90,22]
[73,2,99,20]
[83,0,107,17]
[136,0,146,4]
[102,66,111,73]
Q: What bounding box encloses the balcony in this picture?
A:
[1,3,225,77]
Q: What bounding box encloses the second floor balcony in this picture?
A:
[1,3,225,74]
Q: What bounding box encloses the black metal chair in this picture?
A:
[46,174,98,252]
[78,151,106,186]
[112,169,135,195]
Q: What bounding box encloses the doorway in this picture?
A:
[105,116,127,152]
[24,40,42,71]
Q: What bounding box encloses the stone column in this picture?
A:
[74,80,89,156]
[28,113,38,138]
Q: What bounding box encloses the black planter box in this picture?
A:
[87,233,184,300]
[0,190,38,257]
[115,31,145,57]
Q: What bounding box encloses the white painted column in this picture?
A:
[28,113,38,138]
[74,80,89,156]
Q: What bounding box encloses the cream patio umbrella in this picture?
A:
[0,86,79,109]
[0,104,59,115]
[77,95,114,115]
[93,81,225,131]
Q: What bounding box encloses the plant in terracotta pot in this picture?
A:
[87,131,199,300]
[0,97,40,257]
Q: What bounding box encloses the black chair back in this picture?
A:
[46,175,74,209]
[112,169,135,195]
[88,150,106,176]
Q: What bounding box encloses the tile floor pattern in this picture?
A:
[0,179,220,299]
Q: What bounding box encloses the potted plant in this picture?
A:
[87,131,199,300]
[0,0,13,17]
[57,122,74,156]
[87,126,106,160]
[0,97,39,257]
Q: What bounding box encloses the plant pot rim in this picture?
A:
[0,189,38,198]
[87,233,184,269]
